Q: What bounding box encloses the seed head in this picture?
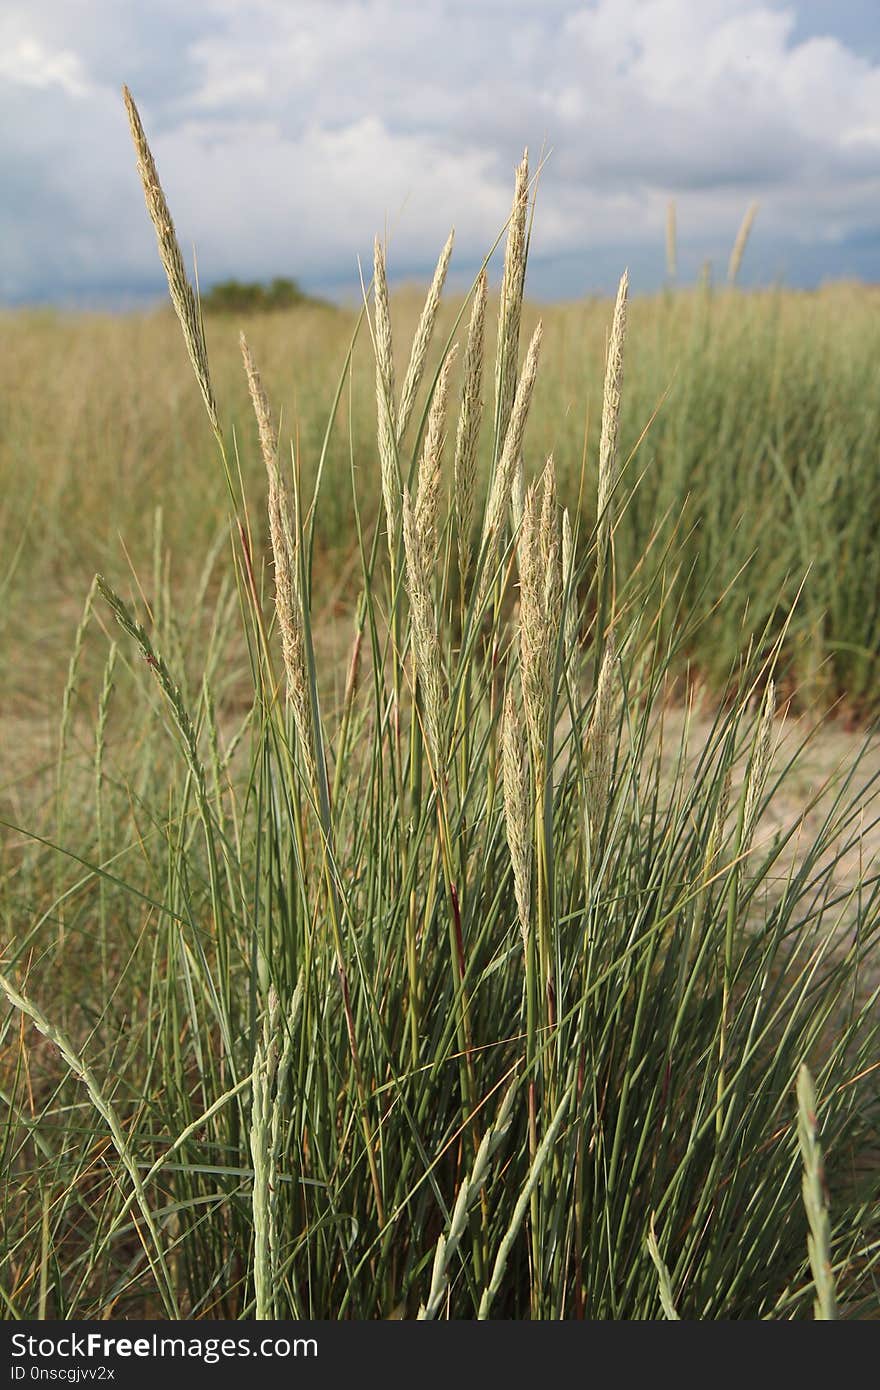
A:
[502,682,533,950]
[454,270,487,589]
[597,270,628,574]
[122,86,218,435]
[495,150,529,452]
[398,228,455,443]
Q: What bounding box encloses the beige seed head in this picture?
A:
[240,334,315,784]
[454,270,487,588]
[374,238,400,550]
[540,455,558,566]
[415,346,457,569]
[402,489,444,768]
[510,453,526,537]
[240,333,277,472]
[478,320,543,610]
[122,86,218,436]
[495,150,529,451]
[373,237,396,403]
[519,483,546,756]
[502,682,533,950]
[540,457,561,651]
[398,228,455,443]
[561,508,579,669]
[728,201,759,285]
[597,270,629,573]
[518,462,561,762]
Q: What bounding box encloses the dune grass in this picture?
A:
[1,105,879,1320]
[3,284,880,725]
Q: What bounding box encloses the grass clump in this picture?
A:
[1,94,879,1321]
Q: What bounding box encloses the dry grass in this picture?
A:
[1,117,879,1324]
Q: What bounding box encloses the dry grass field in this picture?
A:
[1,117,878,1319]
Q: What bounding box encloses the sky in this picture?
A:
[2,0,880,306]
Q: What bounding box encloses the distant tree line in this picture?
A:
[201,276,331,314]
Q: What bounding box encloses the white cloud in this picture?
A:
[0,34,92,97]
[1,0,879,301]
[152,113,511,279]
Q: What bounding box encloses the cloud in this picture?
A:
[1,0,879,303]
[0,35,92,97]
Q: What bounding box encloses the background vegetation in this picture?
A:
[201,276,330,315]
[3,280,880,734]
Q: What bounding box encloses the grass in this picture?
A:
[4,281,880,724]
[1,104,879,1320]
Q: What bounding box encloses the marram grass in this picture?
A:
[796,1063,839,1321]
[1,95,879,1321]
[6,272,880,711]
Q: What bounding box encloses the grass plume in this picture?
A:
[122,86,219,437]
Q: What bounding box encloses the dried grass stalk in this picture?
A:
[122,87,218,436]
[502,684,533,949]
[597,270,629,573]
[540,460,559,577]
[510,453,526,537]
[240,334,315,783]
[478,320,543,609]
[374,237,400,549]
[402,489,444,768]
[97,576,208,808]
[494,150,529,451]
[415,346,457,569]
[518,459,561,759]
[398,228,455,443]
[373,237,395,402]
[454,271,487,587]
[728,202,759,285]
[561,508,578,669]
